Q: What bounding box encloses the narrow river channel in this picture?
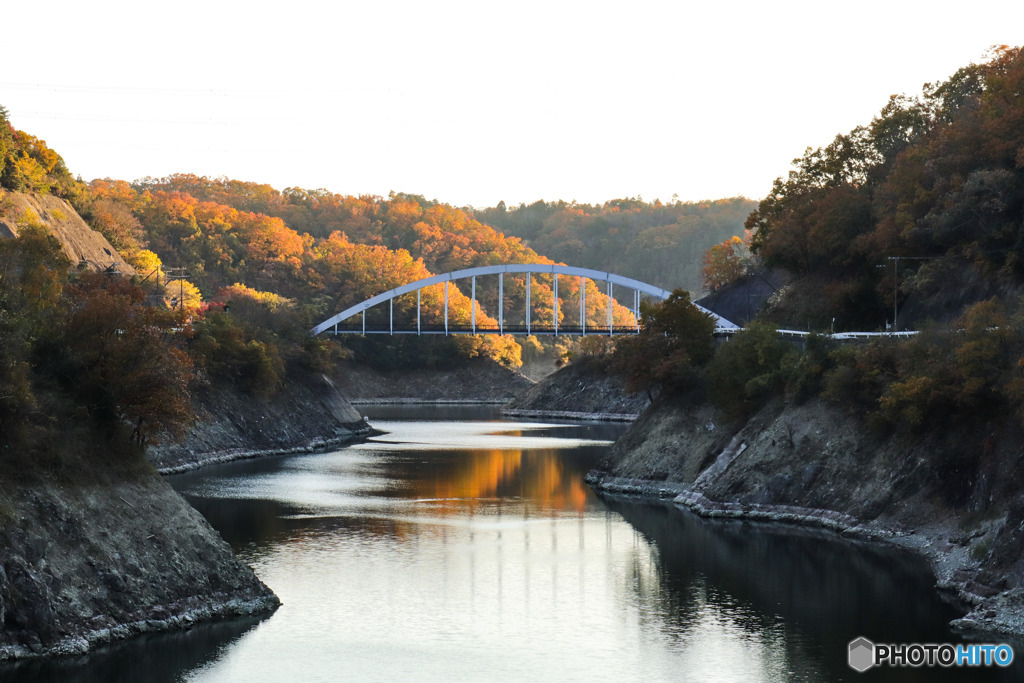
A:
[6,406,1022,681]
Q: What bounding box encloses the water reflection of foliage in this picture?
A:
[414,449,590,515]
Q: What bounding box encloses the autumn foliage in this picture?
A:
[0,106,81,199]
[79,175,642,371]
[747,45,1024,331]
[477,197,756,293]
[610,290,716,397]
[701,235,749,292]
[1,227,193,465]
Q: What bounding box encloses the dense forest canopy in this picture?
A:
[82,178,640,343]
[747,45,1024,331]
[476,196,756,293]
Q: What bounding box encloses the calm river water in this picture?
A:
[5,405,1023,681]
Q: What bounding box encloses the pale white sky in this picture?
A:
[2,1,1021,208]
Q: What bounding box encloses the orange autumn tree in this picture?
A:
[701,235,749,292]
[85,177,641,370]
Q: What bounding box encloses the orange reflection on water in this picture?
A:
[416,449,590,515]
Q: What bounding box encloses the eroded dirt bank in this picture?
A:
[589,395,1024,637]
[0,468,278,660]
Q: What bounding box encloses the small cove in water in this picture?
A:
[5,405,1021,681]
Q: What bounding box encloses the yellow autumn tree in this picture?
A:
[163,279,203,311]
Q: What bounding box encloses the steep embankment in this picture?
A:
[148,373,371,474]
[0,190,135,274]
[503,355,648,420]
[334,359,535,404]
[590,396,1024,636]
[0,468,278,660]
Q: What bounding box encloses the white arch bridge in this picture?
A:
[310,264,738,336]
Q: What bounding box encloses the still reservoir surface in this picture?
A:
[6,405,1022,681]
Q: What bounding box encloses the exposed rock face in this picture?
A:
[148,373,371,474]
[592,396,1024,637]
[0,471,278,660]
[334,359,534,403]
[695,269,790,328]
[503,355,648,420]
[0,191,135,275]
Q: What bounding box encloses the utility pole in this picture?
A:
[163,266,189,310]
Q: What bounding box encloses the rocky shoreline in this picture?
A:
[587,472,1023,637]
[502,355,649,420]
[352,398,508,405]
[589,394,1024,640]
[148,373,372,474]
[334,360,535,404]
[0,372,376,662]
[502,408,638,422]
[0,473,280,661]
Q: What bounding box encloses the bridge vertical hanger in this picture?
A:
[607,281,613,336]
[553,273,559,336]
[417,289,421,335]
[362,307,366,335]
[634,289,640,332]
[499,272,504,335]
[444,281,449,335]
[582,276,587,335]
[471,275,476,334]
[526,273,531,336]
[389,298,393,335]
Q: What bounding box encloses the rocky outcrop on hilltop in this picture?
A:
[590,395,1024,637]
[0,469,278,660]
[0,190,135,274]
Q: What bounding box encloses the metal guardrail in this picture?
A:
[714,328,920,340]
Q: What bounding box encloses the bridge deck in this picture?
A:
[325,324,639,336]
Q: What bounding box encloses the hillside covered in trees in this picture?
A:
[596,46,1024,511]
[748,45,1024,333]
[78,175,652,370]
[578,46,1024,637]
[476,196,755,293]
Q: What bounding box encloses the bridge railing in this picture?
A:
[323,323,635,336]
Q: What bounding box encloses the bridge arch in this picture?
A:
[310,263,738,336]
